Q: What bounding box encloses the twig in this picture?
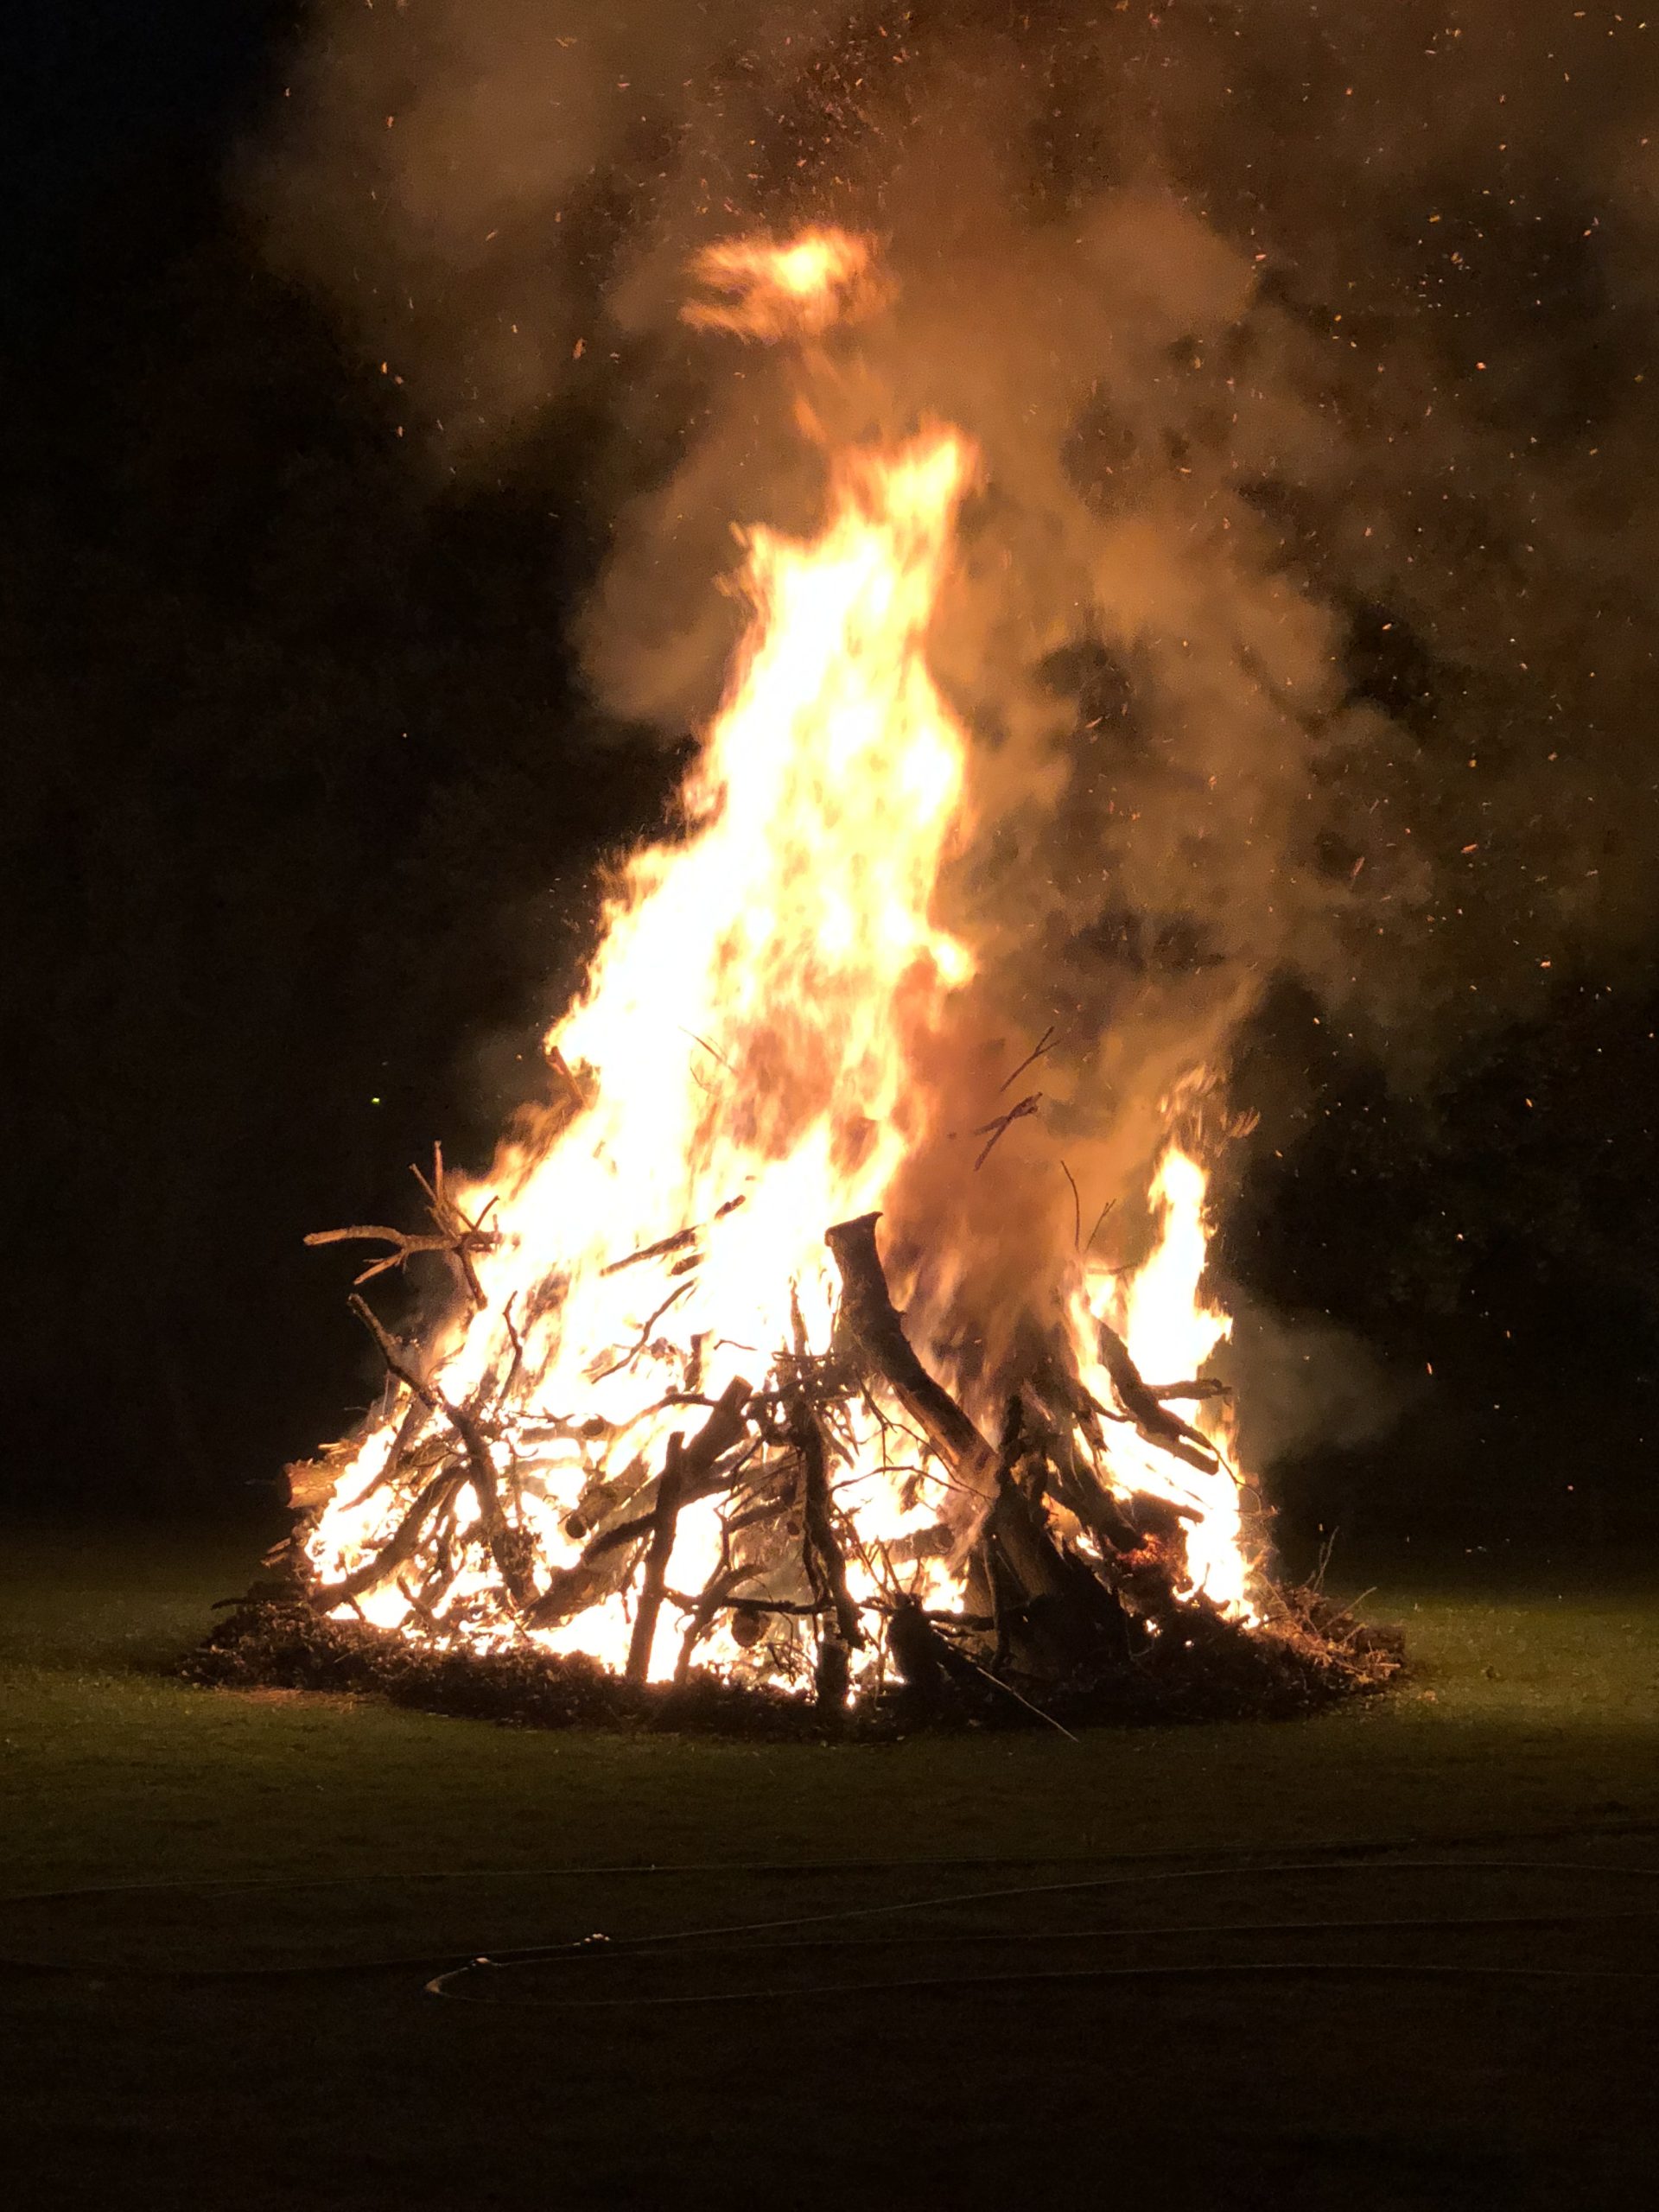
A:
[441,1394,536,1611]
[795,1400,865,1651]
[348,1294,437,1408]
[1313,1524,1340,1592]
[671,1536,746,1685]
[1060,1160,1083,1250]
[601,1224,702,1277]
[347,1294,532,1610]
[679,1027,734,1073]
[410,1147,499,1309]
[311,1466,464,1606]
[998,1024,1058,1096]
[972,1092,1042,1171]
[493,1296,527,1411]
[961,1651,1081,1742]
[310,1146,500,1308]
[544,1045,585,1119]
[586,1281,694,1382]
[601,1390,725,1442]
[601,1198,746,1279]
[305,1222,497,1289]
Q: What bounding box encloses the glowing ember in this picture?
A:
[289,228,1311,1714]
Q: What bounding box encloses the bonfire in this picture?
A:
[205,231,1402,1733]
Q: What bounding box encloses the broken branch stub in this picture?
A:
[824,1213,997,1491]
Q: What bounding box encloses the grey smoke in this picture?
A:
[254,1,1659,1391]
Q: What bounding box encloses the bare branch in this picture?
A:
[1060,1158,1082,1250]
[601,1196,746,1279]
[998,1022,1058,1096]
[348,1294,436,1408]
[972,1091,1042,1171]
[585,1281,695,1383]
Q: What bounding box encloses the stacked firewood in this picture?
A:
[272,1174,1400,1726]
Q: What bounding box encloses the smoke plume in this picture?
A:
[256,1,1659,1323]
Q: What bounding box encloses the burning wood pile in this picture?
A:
[201,231,1402,1734]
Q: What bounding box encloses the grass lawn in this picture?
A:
[3,1522,1657,2209]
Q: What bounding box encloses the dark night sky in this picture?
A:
[3,4,273,295]
[4,5,1657,1555]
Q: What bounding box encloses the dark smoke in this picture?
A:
[255,2,1659,1379]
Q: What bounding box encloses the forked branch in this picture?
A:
[308,1145,499,1307]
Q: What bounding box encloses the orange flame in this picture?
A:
[684,226,883,340]
[1073,1147,1253,1614]
[307,231,1260,1681]
[311,424,979,1674]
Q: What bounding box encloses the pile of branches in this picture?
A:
[206,1173,1403,1735]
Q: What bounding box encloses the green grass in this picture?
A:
[3,1524,1657,2209]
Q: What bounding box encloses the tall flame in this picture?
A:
[311,424,983,1673]
[306,230,1260,1684]
[1076,1148,1251,1613]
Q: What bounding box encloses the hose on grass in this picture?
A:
[425,1855,1659,2006]
[1,1850,1656,2004]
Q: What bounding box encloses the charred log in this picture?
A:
[887,1592,976,1707]
[794,1402,864,1653]
[979,1471,1130,1675]
[1093,1313,1223,1474]
[824,1212,996,1489]
[626,1434,684,1686]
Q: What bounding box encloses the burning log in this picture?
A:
[284,1438,365,1512]
[593,1375,754,1542]
[887,1591,976,1700]
[822,1220,1158,1678]
[1092,1313,1224,1476]
[793,1403,864,1654]
[977,1414,1131,1674]
[671,1560,756,1684]
[824,1213,997,1491]
[442,1395,537,1614]
[611,1380,758,1681]
[562,1457,652,1541]
[311,1468,466,1609]
[626,1435,685,1685]
[527,1376,753,1631]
